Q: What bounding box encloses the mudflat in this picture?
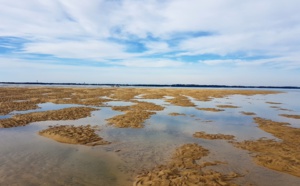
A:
[1,86,300,185]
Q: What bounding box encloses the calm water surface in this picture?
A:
[0,89,300,186]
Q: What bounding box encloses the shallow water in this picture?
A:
[2,102,82,118]
[0,89,300,185]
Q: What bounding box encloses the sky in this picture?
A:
[0,0,300,86]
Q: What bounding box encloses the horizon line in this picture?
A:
[1,82,299,89]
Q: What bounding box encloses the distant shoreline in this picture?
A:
[1,82,299,89]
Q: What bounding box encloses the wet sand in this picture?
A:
[240,111,256,116]
[193,131,235,140]
[233,117,300,177]
[168,112,186,116]
[217,104,240,108]
[197,107,225,112]
[1,86,300,185]
[165,95,196,107]
[0,86,278,117]
[107,110,156,128]
[266,101,282,104]
[134,143,240,186]
[279,114,300,119]
[107,101,164,128]
[0,107,97,128]
[39,125,110,146]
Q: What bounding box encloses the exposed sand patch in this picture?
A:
[217,105,239,108]
[111,106,131,112]
[39,125,110,146]
[165,95,196,107]
[270,106,293,111]
[0,107,97,128]
[109,89,140,101]
[0,87,280,110]
[195,119,213,123]
[168,112,186,116]
[278,108,293,111]
[0,87,280,129]
[182,89,280,102]
[106,101,164,128]
[0,101,41,115]
[130,101,165,111]
[233,117,300,177]
[193,131,235,140]
[140,90,166,99]
[266,101,282,104]
[134,143,240,186]
[0,87,115,113]
[197,107,225,112]
[279,114,300,119]
[107,110,155,128]
[240,111,256,116]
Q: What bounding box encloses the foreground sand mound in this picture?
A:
[134,143,240,186]
[193,131,235,140]
[233,117,300,177]
[0,107,97,128]
[39,125,110,146]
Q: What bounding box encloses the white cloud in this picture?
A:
[0,56,299,86]
[22,40,133,60]
[116,58,184,68]
[0,0,299,84]
[201,55,300,70]
[144,41,170,54]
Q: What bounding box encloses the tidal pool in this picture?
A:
[0,88,300,186]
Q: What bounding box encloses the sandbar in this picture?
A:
[0,107,97,128]
[39,125,110,146]
[279,114,300,119]
[168,112,186,116]
[217,105,239,108]
[233,117,300,177]
[106,101,164,128]
[197,107,225,112]
[134,143,240,186]
[193,131,235,140]
[240,111,256,116]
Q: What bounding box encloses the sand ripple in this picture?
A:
[0,107,97,128]
[233,117,300,177]
[134,143,240,186]
[193,132,235,140]
[39,125,110,146]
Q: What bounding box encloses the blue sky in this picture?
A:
[0,0,300,85]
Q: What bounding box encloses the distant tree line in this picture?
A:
[0,82,299,89]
